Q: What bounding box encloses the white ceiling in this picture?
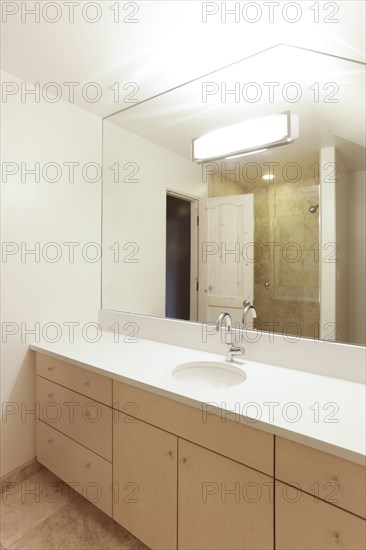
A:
[107,44,365,174]
[1,1,365,118]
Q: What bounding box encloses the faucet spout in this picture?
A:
[216,312,245,362]
[242,300,257,325]
[216,312,232,332]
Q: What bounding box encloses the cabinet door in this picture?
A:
[178,439,274,550]
[113,412,177,550]
[276,482,366,550]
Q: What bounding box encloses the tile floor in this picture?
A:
[1,465,149,549]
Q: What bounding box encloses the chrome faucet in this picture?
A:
[216,312,245,362]
[242,300,257,326]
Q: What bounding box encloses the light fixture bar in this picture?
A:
[225,148,269,160]
[192,111,299,162]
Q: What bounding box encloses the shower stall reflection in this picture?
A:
[208,168,320,339]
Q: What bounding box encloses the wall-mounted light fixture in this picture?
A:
[192,111,299,162]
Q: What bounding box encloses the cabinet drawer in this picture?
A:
[113,380,273,475]
[276,437,366,518]
[36,353,112,406]
[37,377,112,461]
[37,421,112,516]
[276,481,366,550]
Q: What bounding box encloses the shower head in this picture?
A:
[309,204,319,214]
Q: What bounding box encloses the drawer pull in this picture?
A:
[47,366,54,371]
[165,450,173,457]
[47,393,53,399]
[180,457,187,464]
[85,463,91,469]
[332,530,339,544]
[331,475,339,489]
[84,381,91,387]
[47,438,53,444]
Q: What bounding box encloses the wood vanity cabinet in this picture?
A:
[275,437,366,550]
[37,421,112,516]
[113,411,178,550]
[36,353,112,406]
[35,353,366,550]
[37,376,112,460]
[113,379,274,475]
[113,380,274,550]
[35,354,113,516]
[178,439,273,550]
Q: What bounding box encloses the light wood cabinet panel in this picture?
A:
[276,481,366,549]
[34,352,364,550]
[36,353,112,406]
[113,412,178,550]
[37,420,112,516]
[178,439,274,550]
[276,437,366,518]
[37,376,112,461]
[113,380,273,475]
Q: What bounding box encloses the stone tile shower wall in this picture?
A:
[255,183,320,339]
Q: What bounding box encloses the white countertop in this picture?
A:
[31,331,366,466]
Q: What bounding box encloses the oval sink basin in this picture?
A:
[172,361,246,388]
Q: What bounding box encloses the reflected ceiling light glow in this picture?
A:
[192,111,299,162]
[262,174,275,181]
[225,148,268,160]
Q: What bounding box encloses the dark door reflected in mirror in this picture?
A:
[166,195,191,321]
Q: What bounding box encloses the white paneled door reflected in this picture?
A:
[199,195,254,326]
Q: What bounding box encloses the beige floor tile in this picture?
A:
[1,461,43,496]
[9,493,144,550]
[131,540,150,550]
[1,469,71,548]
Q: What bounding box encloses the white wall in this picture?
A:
[320,148,365,345]
[320,146,350,342]
[349,170,366,344]
[0,71,102,477]
[102,121,206,317]
[334,149,350,342]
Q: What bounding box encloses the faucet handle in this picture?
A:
[230,345,245,356]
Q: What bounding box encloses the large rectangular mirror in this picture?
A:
[102,45,365,345]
